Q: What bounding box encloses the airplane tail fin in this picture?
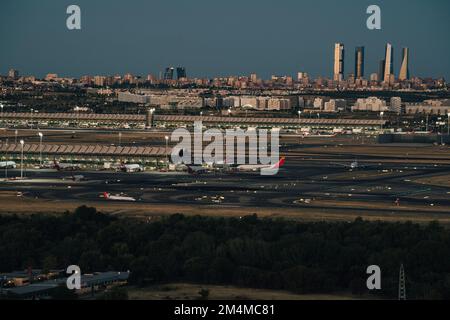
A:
[103,192,110,199]
[270,157,286,169]
[261,157,286,176]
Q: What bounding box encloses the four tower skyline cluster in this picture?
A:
[334,43,410,83]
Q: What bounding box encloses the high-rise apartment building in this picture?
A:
[355,47,365,79]
[164,67,175,80]
[399,48,410,81]
[383,43,394,82]
[176,67,187,80]
[390,97,402,113]
[334,43,345,82]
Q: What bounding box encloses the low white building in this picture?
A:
[405,100,450,115]
[352,97,387,112]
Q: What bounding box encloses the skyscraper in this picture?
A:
[333,43,345,82]
[176,67,187,80]
[164,67,174,80]
[383,43,394,82]
[399,48,410,81]
[355,47,365,79]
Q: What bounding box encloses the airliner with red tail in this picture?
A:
[237,157,286,173]
[103,192,136,202]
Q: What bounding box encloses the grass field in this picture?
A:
[1,194,450,225]
[414,174,450,188]
[127,283,360,300]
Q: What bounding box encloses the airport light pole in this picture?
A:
[165,135,169,168]
[118,132,122,147]
[298,110,302,121]
[38,132,43,167]
[35,110,40,130]
[380,111,385,130]
[14,130,18,144]
[75,106,80,128]
[20,140,24,179]
[426,114,429,132]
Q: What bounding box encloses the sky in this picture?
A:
[1,0,449,79]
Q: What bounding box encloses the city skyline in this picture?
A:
[2,42,430,83]
[0,0,449,79]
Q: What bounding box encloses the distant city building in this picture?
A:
[240,96,259,109]
[298,97,305,108]
[267,98,291,111]
[370,73,379,82]
[8,69,19,79]
[176,67,187,80]
[80,75,93,85]
[146,74,157,83]
[118,92,149,104]
[354,47,365,79]
[297,72,308,81]
[164,67,175,80]
[45,74,58,81]
[94,76,106,87]
[399,48,410,81]
[324,99,347,112]
[352,97,387,112]
[334,43,345,81]
[123,73,137,84]
[390,97,402,113]
[383,43,394,82]
[313,97,325,110]
[405,100,450,115]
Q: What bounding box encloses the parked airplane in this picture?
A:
[103,192,136,202]
[301,133,337,138]
[0,161,16,169]
[237,157,286,173]
[121,163,144,173]
[52,160,81,171]
[330,160,360,169]
[186,165,210,175]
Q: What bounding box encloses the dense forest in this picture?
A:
[0,206,449,299]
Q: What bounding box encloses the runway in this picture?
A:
[2,155,450,221]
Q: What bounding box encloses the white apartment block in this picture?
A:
[352,97,388,112]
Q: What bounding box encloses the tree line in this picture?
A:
[0,206,449,299]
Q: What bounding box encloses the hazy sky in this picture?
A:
[1,0,449,79]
